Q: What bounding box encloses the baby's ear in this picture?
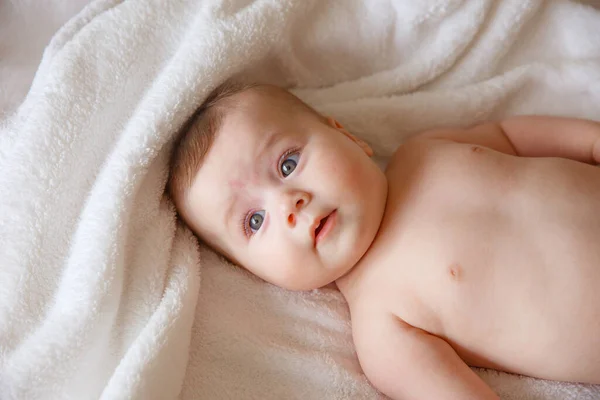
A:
[326,116,373,156]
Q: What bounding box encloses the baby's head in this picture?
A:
[168,81,387,290]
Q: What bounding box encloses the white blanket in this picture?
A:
[1,0,600,399]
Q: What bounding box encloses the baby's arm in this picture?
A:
[419,116,600,163]
[354,316,499,400]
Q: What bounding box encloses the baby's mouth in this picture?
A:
[315,216,329,237]
[314,210,337,247]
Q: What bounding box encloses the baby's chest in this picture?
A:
[358,237,477,338]
[378,142,528,281]
[366,141,600,345]
[364,188,520,333]
[386,141,522,211]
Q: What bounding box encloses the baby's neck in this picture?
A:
[335,259,370,304]
[335,216,387,302]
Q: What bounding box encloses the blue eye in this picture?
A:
[280,152,300,177]
[248,210,265,233]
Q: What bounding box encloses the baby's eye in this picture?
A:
[280,152,300,177]
[248,210,265,233]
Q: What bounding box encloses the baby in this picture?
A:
[168,81,600,399]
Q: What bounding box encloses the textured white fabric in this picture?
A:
[1,1,600,399]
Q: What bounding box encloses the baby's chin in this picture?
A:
[276,278,335,292]
[276,264,356,292]
[319,281,340,291]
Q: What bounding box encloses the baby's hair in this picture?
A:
[167,80,258,209]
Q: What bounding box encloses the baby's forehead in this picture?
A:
[227,85,310,122]
[190,85,312,195]
[225,86,280,114]
[213,99,295,156]
[198,126,262,189]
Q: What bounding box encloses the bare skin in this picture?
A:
[338,117,600,399]
[180,86,600,399]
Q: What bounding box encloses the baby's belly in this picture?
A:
[381,145,600,382]
[439,256,600,382]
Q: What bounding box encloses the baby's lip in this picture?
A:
[311,210,335,247]
[310,216,324,243]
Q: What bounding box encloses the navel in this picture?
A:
[448,263,463,281]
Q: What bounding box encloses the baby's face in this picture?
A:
[183,88,387,290]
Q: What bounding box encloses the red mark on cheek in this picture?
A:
[229,179,246,190]
[230,171,260,193]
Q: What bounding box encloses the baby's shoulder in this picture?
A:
[351,301,392,337]
[350,302,406,364]
[347,280,394,330]
[386,134,450,172]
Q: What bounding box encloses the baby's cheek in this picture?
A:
[324,153,358,181]
[336,157,371,191]
[249,237,305,287]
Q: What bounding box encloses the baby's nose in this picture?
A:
[281,191,310,226]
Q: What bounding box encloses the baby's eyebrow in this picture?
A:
[223,189,242,233]
[257,130,286,160]
[223,178,256,236]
